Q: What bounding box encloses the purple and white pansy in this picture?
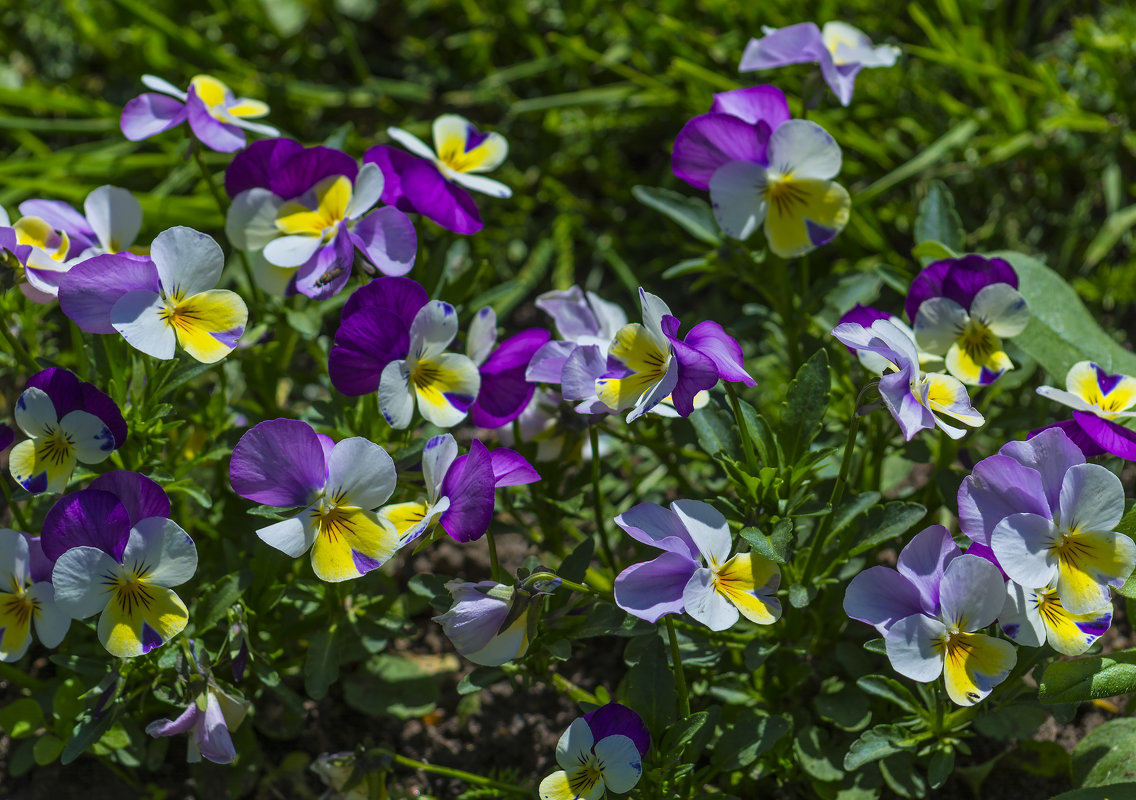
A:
[1034,361,1136,460]
[433,580,532,667]
[0,529,69,662]
[539,703,650,800]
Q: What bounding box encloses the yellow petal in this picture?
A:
[98,583,188,658]
[190,74,230,108]
[714,553,781,625]
[166,290,248,363]
[9,436,76,494]
[275,175,353,236]
[226,99,269,119]
[763,177,850,258]
[941,632,1015,706]
[310,506,400,583]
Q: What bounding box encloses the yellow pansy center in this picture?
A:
[14,217,69,261]
[110,568,157,616]
[1034,588,1065,627]
[275,175,353,242]
[159,297,201,334]
[567,759,604,796]
[765,172,808,216]
[437,140,482,174]
[1,581,37,629]
[957,318,998,363]
[409,359,443,391]
[311,493,358,542]
[190,75,269,122]
[38,426,75,467]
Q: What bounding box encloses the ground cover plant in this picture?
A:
[3,1,1136,798]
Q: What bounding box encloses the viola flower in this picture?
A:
[739,22,900,106]
[1,205,70,303]
[229,419,400,582]
[377,300,481,429]
[58,226,248,363]
[837,304,942,373]
[999,581,1112,657]
[465,306,551,429]
[844,525,1016,706]
[225,139,417,299]
[671,86,850,257]
[434,580,532,666]
[0,529,69,662]
[9,371,124,494]
[910,256,1029,385]
[329,276,428,396]
[364,114,511,235]
[1034,361,1136,460]
[19,185,144,268]
[47,492,197,658]
[539,703,649,800]
[832,318,984,440]
[614,500,781,631]
[121,74,279,153]
[378,433,538,545]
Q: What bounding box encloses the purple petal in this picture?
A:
[25,368,83,420]
[818,58,862,107]
[561,344,607,402]
[843,566,923,636]
[17,200,96,248]
[225,138,305,197]
[957,454,1049,547]
[470,329,551,428]
[583,703,651,757]
[329,310,412,397]
[340,275,429,328]
[964,542,1009,581]
[614,551,697,623]
[185,89,245,153]
[839,304,892,328]
[671,112,770,191]
[535,287,600,340]
[904,261,951,323]
[525,340,577,384]
[140,622,165,653]
[1028,419,1108,458]
[487,448,540,487]
[78,383,127,450]
[878,369,934,440]
[198,693,238,764]
[0,424,12,453]
[896,525,960,617]
[120,93,187,141]
[269,145,359,201]
[668,335,719,416]
[439,441,497,543]
[89,471,170,525]
[349,206,417,277]
[682,319,755,386]
[294,226,354,300]
[1073,411,1136,461]
[229,418,328,506]
[614,502,699,559]
[41,489,131,563]
[709,85,791,129]
[739,23,826,71]
[941,255,1018,311]
[24,532,53,584]
[999,428,1085,512]
[146,703,200,738]
[58,253,159,334]
[364,146,482,235]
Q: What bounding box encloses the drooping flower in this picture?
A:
[671,86,850,257]
[0,529,70,662]
[539,703,650,800]
[958,428,1136,615]
[465,306,551,429]
[225,139,417,299]
[1034,361,1136,460]
[844,525,1016,706]
[58,226,248,363]
[19,185,144,267]
[47,489,196,658]
[377,300,481,429]
[614,500,781,631]
[121,74,279,153]
[9,368,125,494]
[909,256,1029,385]
[837,304,942,373]
[364,114,511,235]
[832,318,984,440]
[739,22,900,106]
[378,433,539,545]
[434,580,533,666]
[229,419,400,582]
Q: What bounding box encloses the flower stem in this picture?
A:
[724,382,758,473]
[665,616,691,719]
[367,748,530,796]
[0,477,31,531]
[800,411,860,585]
[486,528,503,583]
[589,424,618,572]
[0,319,40,373]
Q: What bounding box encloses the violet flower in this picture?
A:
[121,74,279,153]
[225,139,417,299]
[19,185,143,266]
[0,529,69,662]
[539,703,650,800]
[837,304,941,374]
[465,306,551,429]
[739,22,900,107]
[1,206,71,303]
[433,580,532,666]
[1034,361,1136,460]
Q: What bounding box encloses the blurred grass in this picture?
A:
[1,0,1135,316]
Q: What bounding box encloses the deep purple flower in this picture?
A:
[465,306,551,429]
[1033,361,1136,460]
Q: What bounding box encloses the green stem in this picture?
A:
[665,616,692,719]
[0,320,40,372]
[589,425,618,571]
[0,476,31,531]
[546,670,601,706]
[800,412,860,584]
[724,382,758,473]
[369,749,531,796]
[486,529,503,583]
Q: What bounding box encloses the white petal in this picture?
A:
[262,233,322,268]
[768,119,843,180]
[671,499,731,565]
[387,126,437,160]
[408,301,459,361]
[1058,463,1125,534]
[913,297,968,355]
[421,434,459,504]
[938,554,1005,631]
[991,513,1060,590]
[555,718,595,772]
[14,387,58,437]
[447,171,513,198]
[111,289,177,360]
[709,160,768,240]
[325,437,396,509]
[59,410,115,464]
[683,567,740,631]
[345,162,385,220]
[226,188,283,251]
[884,613,946,682]
[122,518,198,589]
[51,546,118,619]
[257,509,318,558]
[230,119,280,137]
[594,734,644,792]
[150,226,224,299]
[0,530,29,583]
[28,582,70,648]
[588,291,629,340]
[637,288,673,342]
[466,306,498,365]
[141,74,187,100]
[999,583,1045,647]
[970,283,1029,338]
[378,360,415,430]
[85,186,142,254]
[1036,386,1099,414]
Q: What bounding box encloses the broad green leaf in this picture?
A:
[856,675,921,715]
[713,710,791,771]
[457,667,506,696]
[304,627,339,700]
[33,733,63,766]
[795,725,844,782]
[61,706,117,765]
[1073,718,1136,788]
[741,519,793,564]
[690,403,741,461]
[0,698,44,738]
[847,503,927,556]
[344,654,453,719]
[911,240,959,262]
[879,752,926,799]
[631,185,722,246]
[814,686,872,732]
[1039,648,1136,703]
[624,635,676,738]
[927,749,954,790]
[844,724,917,770]
[780,348,830,464]
[973,703,1048,741]
[1049,787,1136,800]
[661,712,711,753]
[831,492,883,537]
[913,180,965,254]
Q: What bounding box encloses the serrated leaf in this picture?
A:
[848,503,927,556]
[1039,648,1136,703]
[690,403,740,461]
[780,349,830,464]
[631,185,721,246]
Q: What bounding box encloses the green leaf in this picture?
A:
[879,752,926,799]
[714,710,791,771]
[0,698,44,738]
[741,519,792,564]
[344,654,450,719]
[33,733,63,766]
[794,725,844,782]
[457,667,506,696]
[779,349,830,464]
[844,725,917,770]
[814,686,871,732]
[973,703,1048,740]
[856,675,922,715]
[927,749,954,790]
[911,240,959,262]
[559,537,595,583]
[631,185,721,246]
[661,712,711,753]
[831,492,883,537]
[913,181,965,254]
[863,638,887,655]
[690,404,741,461]
[624,635,676,738]
[61,707,117,765]
[995,251,1136,380]
[848,503,927,556]
[304,627,339,700]
[1072,718,1136,788]
[1084,203,1136,268]
[1039,648,1136,703]
[1049,787,1136,800]
[789,583,815,608]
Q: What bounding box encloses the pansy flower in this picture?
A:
[19,185,144,268]
[45,486,196,658]
[58,226,248,363]
[844,525,1016,706]
[377,300,481,429]
[465,306,551,429]
[434,580,532,666]
[225,139,417,299]
[379,433,538,545]
[1034,361,1136,460]
[364,114,511,235]
[539,703,649,800]
[910,256,1029,385]
[832,318,984,440]
[1000,581,1112,657]
[229,419,399,583]
[0,529,69,662]
[121,74,279,153]
[9,368,125,494]
[1,205,71,303]
[329,276,428,396]
[837,304,942,373]
[739,22,900,106]
[672,86,850,257]
[614,500,781,631]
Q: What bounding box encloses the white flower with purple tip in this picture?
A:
[1035,361,1136,461]
[9,386,115,495]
